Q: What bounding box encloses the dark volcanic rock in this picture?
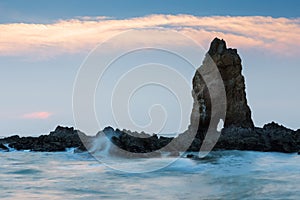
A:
[183,38,299,153]
[190,38,254,140]
[215,127,259,151]
[0,135,20,144]
[296,129,300,147]
[110,128,168,154]
[0,143,9,152]
[88,127,165,157]
[261,122,298,152]
[0,126,91,152]
[186,154,196,159]
[214,122,300,153]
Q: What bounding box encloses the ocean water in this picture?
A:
[0,150,299,199]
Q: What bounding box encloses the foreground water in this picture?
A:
[0,150,299,199]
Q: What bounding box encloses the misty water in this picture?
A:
[1,150,299,199]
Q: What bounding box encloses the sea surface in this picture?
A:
[0,150,299,199]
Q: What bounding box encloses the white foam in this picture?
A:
[66,148,76,153]
[217,119,224,132]
[89,131,114,157]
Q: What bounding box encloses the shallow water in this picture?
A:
[0,150,299,199]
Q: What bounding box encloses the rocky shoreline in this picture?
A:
[0,126,88,152]
[1,38,299,155]
[0,122,299,154]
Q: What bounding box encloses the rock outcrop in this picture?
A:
[183,37,298,153]
[215,122,299,153]
[191,38,254,139]
[0,126,91,152]
[1,122,298,153]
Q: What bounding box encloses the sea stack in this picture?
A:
[0,38,298,154]
[191,38,254,140]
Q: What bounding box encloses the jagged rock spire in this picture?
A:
[191,37,254,138]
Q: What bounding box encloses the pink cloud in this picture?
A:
[21,112,52,119]
[0,15,299,58]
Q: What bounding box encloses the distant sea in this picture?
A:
[0,150,299,199]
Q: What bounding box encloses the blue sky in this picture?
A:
[0,0,299,23]
[0,1,299,136]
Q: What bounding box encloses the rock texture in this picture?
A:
[183,37,298,153]
[0,122,299,153]
[0,143,9,152]
[192,38,254,133]
[0,126,90,152]
[215,122,299,153]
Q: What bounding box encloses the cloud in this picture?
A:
[0,14,299,58]
[21,112,52,119]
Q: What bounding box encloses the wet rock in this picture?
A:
[261,122,298,153]
[186,154,196,159]
[0,143,9,152]
[0,135,20,144]
[0,126,91,152]
[213,122,299,153]
[215,127,259,150]
[110,129,168,153]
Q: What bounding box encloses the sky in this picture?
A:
[0,0,299,136]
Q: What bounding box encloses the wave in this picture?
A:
[2,144,16,152]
